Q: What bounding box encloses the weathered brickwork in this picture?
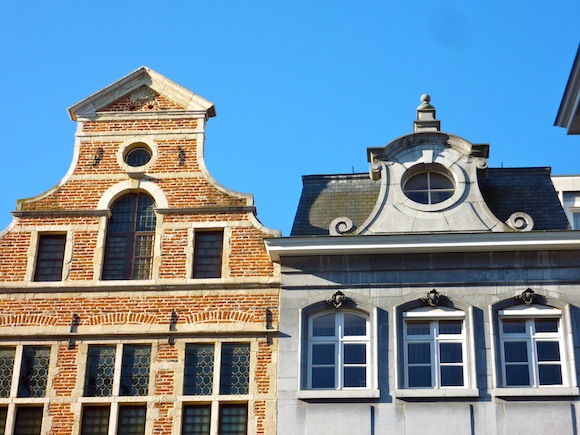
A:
[0,68,280,434]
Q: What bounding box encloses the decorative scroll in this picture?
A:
[506,212,534,232]
[474,157,488,170]
[329,217,354,236]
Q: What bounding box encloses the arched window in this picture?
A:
[307,311,369,390]
[102,193,156,280]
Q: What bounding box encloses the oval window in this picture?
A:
[403,167,455,205]
[124,147,152,167]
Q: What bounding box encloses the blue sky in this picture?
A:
[0,2,578,235]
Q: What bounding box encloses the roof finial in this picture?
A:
[414,93,440,132]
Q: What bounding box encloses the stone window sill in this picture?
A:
[297,389,380,401]
[395,388,479,399]
[494,387,579,397]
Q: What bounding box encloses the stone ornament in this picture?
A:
[329,217,354,236]
[506,212,534,232]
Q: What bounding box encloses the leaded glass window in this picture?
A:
[34,234,66,281]
[124,147,152,167]
[182,405,211,435]
[80,406,110,435]
[117,406,146,435]
[219,344,250,395]
[219,404,247,435]
[14,406,43,435]
[84,346,116,397]
[103,193,156,280]
[0,407,7,435]
[193,231,223,278]
[307,311,369,390]
[17,347,50,398]
[120,345,151,396]
[184,344,215,395]
[0,347,15,398]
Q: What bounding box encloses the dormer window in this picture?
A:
[402,164,455,205]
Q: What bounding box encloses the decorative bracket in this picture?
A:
[516,288,536,305]
[421,289,446,307]
[327,291,351,309]
[329,217,354,236]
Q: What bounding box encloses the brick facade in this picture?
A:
[0,67,280,435]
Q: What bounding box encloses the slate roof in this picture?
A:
[290,167,570,236]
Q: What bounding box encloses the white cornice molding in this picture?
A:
[265,231,580,262]
[555,45,580,133]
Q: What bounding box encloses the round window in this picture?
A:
[124,146,152,167]
[402,167,455,205]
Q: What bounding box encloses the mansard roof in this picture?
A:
[291,167,569,236]
[68,66,216,121]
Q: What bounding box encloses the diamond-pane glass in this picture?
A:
[125,147,151,167]
[193,231,223,278]
[18,347,50,398]
[81,406,110,435]
[0,347,15,398]
[14,406,43,435]
[219,344,250,395]
[117,406,146,435]
[34,234,66,282]
[219,404,247,435]
[120,345,150,396]
[184,344,214,395]
[182,405,211,435]
[84,346,116,397]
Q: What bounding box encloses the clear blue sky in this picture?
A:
[0,2,578,235]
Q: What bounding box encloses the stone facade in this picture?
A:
[0,68,280,435]
[267,96,580,435]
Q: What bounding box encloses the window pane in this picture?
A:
[405,191,429,204]
[408,343,431,364]
[120,345,151,396]
[408,366,432,388]
[538,364,563,385]
[81,406,110,435]
[311,367,335,388]
[535,319,559,333]
[439,343,462,363]
[407,321,430,336]
[0,407,6,435]
[219,404,247,435]
[312,344,335,365]
[34,234,66,281]
[429,172,454,190]
[184,344,214,395]
[14,406,43,435]
[312,314,335,337]
[439,321,462,335]
[573,212,580,230]
[344,344,366,364]
[504,342,528,363]
[344,367,366,388]
[182,405,211,435]
[405,173,428,190]
[537,341,561,362]
[125,147,151,167]
[343,313,366,336]
[84,346,116,397]
[505,364,530,386]
[441,366,464,387]
[219,344,250,395]
[429,190,454,204]
[193,231,223,278]
[0,347,15,398]
[117,406,146,435]
[102,235,128,280]
[135,195,156,231]
[18,346,50,398]
[502,319,526,334]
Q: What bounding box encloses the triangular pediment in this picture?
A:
[68,66,216,121]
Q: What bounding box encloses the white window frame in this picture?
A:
[395,305,478,398]
[493,303,579,397]
[306,310,370,391]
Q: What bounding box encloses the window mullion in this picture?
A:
[213,342,222,395]
[113,344,123,398]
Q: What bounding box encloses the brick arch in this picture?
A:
[182,310,254,324]
[0,314,60,327]
[97,180,169,210]
[86,312,159,326]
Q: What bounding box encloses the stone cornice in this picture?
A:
[156,206,256,215]
[11,210,109,219]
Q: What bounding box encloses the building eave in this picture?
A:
[555,45,580,134]
[265,231,580,262]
